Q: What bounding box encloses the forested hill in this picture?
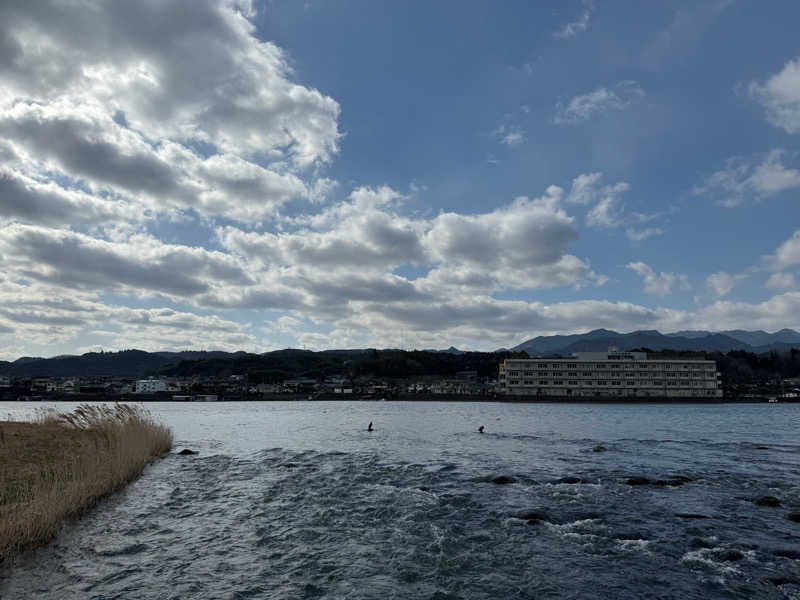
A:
[0,348,529,379]
[155,349,529,382]
[2,347,800,384]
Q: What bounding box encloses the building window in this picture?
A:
[582,371,592,377]
[611,380,621,386]
[553,380,563,385]
[568,380,577,385]
[567,363,577,368]
[597,381,606,386]
[539,380,549,385]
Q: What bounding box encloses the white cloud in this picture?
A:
[627,262,689,297]
[565,173,631,228]
[492,124,526,146]
[770,229,800,271]
[555,81,644,124]
[626,227,664,242]
[553,1,594,40]
[766,272,796,291]
[705,271,737,297]
[0,1,340,225]
[749,56,800,134]
[695,150,800,207]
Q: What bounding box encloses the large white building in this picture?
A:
[499,351,722,399]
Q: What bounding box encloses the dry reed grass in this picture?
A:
[0,403,172,566]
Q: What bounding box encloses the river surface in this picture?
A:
[1,401,799,599]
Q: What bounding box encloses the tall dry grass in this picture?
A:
[0,403,172,566]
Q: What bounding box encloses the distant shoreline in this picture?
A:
[1,393,794,404]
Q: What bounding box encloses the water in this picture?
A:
[1,401,799,599]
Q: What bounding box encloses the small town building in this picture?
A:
[135,379,167,393]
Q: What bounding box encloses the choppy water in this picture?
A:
[1,401,799,599]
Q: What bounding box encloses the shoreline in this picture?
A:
[0,405,172,567]
[1,393,795,404]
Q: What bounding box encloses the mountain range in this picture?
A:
[510,328,800,356]
[1,329,799,378]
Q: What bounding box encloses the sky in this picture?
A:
[1,0,800,359]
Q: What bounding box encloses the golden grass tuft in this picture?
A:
[0,403,172,566]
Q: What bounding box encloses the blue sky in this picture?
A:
[0,0,799,358]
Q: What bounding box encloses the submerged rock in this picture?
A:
[676,513,710,519]
[787,512,800,523]
[552,476,584,484]
[626,476,652,486]
[491,475,516,485]
[626,475,692,487]
[518,511,549,524]
[755,495,781,507]
[774,549,800,560]
[718,549,744,562]
[177,449,198,455]
[592,444,608,453]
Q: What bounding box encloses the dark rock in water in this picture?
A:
[553,476,583,484]
[430,592,464,600]
[756,446,770,450]
[774,549,800,560]
[718,549,744,562]
[281,462,298,469]
[755,495,781,507]
[491,475,516,485]
[769,578,794,586]
[177,449,198,455]
[626,476,652,486]
[518,511,549,524]
[626,475,692,487]
[676,513,710,519]
[668,475,694,484]
[787,512,800,523]
[592,444,608,452]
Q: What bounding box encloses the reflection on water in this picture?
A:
[1,402,799,599]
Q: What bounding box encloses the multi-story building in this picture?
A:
[499,350,722,399]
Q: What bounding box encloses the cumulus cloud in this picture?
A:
[766,272,796,291]
[555,81,644,124]
[0,224,252,299]
[627,262,689,297]
[705,271,737,297]
[0,1,340,225]
[768,229,800,271]
[696,150,800,207]
[565,172,633,228]
[749,56,800,134]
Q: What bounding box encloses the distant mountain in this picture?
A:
[510,329,800,356]
[720,329,800,347]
